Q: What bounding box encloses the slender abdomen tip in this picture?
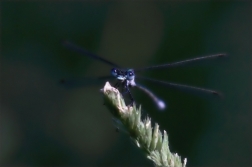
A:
[157,100,166,110]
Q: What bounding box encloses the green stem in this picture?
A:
[101,82,187,167]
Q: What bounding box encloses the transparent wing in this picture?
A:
[63,41,121,68]
[60,75,114,89]
[135,53,227,72]
[136,76,222,97]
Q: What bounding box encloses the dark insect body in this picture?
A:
[61,41,226,110]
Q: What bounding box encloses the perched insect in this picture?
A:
[61,41,226,110]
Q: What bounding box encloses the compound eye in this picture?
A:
[111,68,118,77]
[126,69,135,80]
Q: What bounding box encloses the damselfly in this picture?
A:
[61,41,226,110]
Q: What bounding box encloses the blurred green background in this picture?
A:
[1,1,251,166]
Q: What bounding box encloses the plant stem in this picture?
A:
[101,82,187,167]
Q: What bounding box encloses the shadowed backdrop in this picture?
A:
[1,1,251,166]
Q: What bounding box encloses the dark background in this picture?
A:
[1,1,251,166]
